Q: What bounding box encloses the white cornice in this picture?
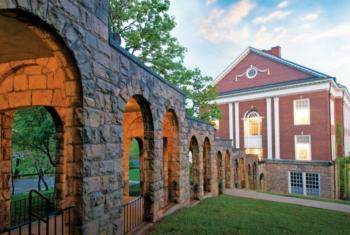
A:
[214,80,331,104]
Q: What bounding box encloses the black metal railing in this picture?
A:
[4,190,74,235]
[10,191,56,226]
[6,206,74,235]
[123,196,144,234]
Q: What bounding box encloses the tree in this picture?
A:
[110,0,220,122]
[12,107,56,191]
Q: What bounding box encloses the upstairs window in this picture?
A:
[244,111,262,136]
[295,135,311,160]
[294,99,310,125]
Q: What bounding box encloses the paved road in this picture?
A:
[226,189,350,213]
[12,176,55,194]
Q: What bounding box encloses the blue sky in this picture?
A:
[169,0,350,87]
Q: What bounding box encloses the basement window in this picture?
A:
[289,172,320,197]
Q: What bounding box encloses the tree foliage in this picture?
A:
[110,0,220,122]
[12,107,56,177]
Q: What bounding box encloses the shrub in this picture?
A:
[336,157,350,199]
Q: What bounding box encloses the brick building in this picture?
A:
[213,46,350,198]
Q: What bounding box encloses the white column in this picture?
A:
[234,102,240,149]
[274,97,280,159]
[228,103,234,146]
[266,98,273,159]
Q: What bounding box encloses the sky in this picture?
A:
[169,0,350,87]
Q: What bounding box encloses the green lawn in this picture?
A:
[151,195,350,235]
[129,169,140,181]
[11,188,54,201]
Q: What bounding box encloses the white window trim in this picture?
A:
[293,98,311,126]
[294,135,312,161]
[288,171,291,194]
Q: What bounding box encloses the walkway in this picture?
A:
[13,176,54,194]
[226,189,350,213]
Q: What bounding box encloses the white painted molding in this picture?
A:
[274,97,280,160]
[215,81,330,104]
[266,98,272,159]
[234,102,240,149]
[229,103,234,146]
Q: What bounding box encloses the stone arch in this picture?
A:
[259,173,266,192]
[162,109,180,208]
[203,137,211,193]
[122,95,154,221]
[234,159,239,188]
[216,151,223,195]
[189,136,200,201]
[224,150,232,189]
[252,162,257,190]
[239,158,245,188]
[247,164,252,189]
[0,9,83,232]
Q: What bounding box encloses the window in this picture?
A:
[294,99,310,125]
[330,99,335,125]
[295,135,311,160]
[244,110,263,152]
[244,111,262,136]
[290,172,303,195]
[306,173,320,196]
[289,172,320,197]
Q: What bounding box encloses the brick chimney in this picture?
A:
[263,46,281,57]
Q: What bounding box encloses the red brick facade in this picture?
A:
[214,46,350,198]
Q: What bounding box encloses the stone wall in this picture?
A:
[0,1,238,234]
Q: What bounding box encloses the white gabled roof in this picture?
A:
[211,46,332,86]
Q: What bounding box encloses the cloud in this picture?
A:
[200,0,255,43]
[254,10,291,24]
[302,13,319,22]
[277,1,289,9]
[291,23,350,42]
[206,0,216,5]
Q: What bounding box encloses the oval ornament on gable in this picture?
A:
[246,67,258,79]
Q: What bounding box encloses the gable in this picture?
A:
[216,51,323,94]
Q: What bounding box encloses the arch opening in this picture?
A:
[189,136,200,201]
[234,159,239,188]
[239,158,246,188]
[224,151,232,189]
[0,10,83,232]
[122,95,154,222]
[252,162,257,190]
[216,151,223,195]
[203,138,211,193]
[162,110,180,208]
[248,164,252,189]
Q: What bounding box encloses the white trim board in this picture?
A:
[215,81,330,104]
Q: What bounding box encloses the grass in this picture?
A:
[151,195,350,235]
[129,169,140,181]
[11,188,54,201]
